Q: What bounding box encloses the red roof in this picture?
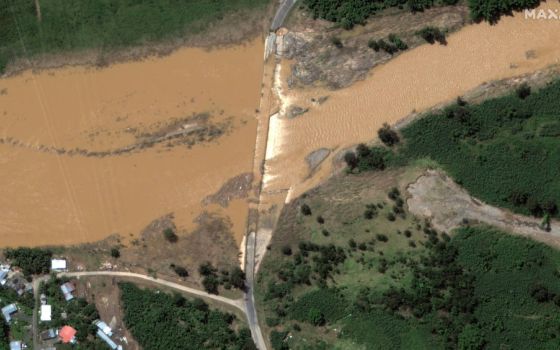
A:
[59,326,77,343]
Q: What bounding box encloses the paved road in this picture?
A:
[271,0,298,31]
[244,232,267,350]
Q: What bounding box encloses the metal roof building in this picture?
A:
[2,304,17,323]
[60,282,75,301]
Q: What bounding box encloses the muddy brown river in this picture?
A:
[265,2,560,203]
[1,2,560,249]
[0,40,264,246]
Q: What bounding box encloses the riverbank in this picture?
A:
[1,0,273,76]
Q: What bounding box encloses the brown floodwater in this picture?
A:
[0,39,264,247]
[265,1,560,202]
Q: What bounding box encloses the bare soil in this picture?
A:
[407,170,560,248]
[76,276,139,350]
[280,5,470,88]
[59,212,241,293]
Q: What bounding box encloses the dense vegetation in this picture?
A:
[120,282,255,350]
[199,262,247,294]
[40,276,102,344]
[303,0,459,28]
[303,0,540,28]
[260,199,560,350]
[468,0,541,22]
[395,80,560,218]
[0,0,270,73]
[4,247,52,275]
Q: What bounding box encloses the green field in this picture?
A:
[0,0,270,73]
[257,162,560,349]
[394,80,560,218]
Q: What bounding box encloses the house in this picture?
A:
[0,270,8,286]
[9,341,22,350]
[94,320,112,336]
[60,282,75,302]
[96,329,122,350]
[51,259,67,272]
[2,304,17,323]
[40,305,52,322]
[40,293,47,305]
[40,328,58,341]
[59,326,77,344]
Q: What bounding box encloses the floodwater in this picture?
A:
[264,1,560,202]
[0,39,264,247]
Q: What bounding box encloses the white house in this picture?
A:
[51,259,67,271]
[40,305,52,322]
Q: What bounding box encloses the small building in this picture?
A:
[9,341,22,350]
[59,326,77,344]
[51,259,67,272]
[96,329,122,350]
[40,305,52,322]
[60,282,75,302]
[0,270,8,285]
[2,304,17,323]
[94,320,113,336]
[40,328,58,341]
[40,293,47,305]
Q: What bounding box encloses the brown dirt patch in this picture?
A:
[407,170,560,248]
[76,276,139,350]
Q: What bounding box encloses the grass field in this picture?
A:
[393,79,560,219]
[257,163,560,349]
[0,0,270,73]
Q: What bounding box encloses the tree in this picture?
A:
[378,123,400,146]
[330,36,343,48]
[344,151,358,169]
[356,143,370,158]
[516,82,531,99]
[4,248,52,275]
[416,26,447,45]
[307,308,325,326]
[316,215,325,224]
[110,247,120,259]
[229,267,246,290]
[163,228,178,243]
[199,262,216,276]
[172,265,189,278]
[202,275,219,294]
[281,245,293,256]
[301,204,312,216]
[368,39,380,51]
[458,324,486,350]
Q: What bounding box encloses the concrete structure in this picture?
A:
[51,259,67,271]
[9,341,22,350]
[94,320,112,336]
[60,282,75,301]
[96,330,121,350]
[2,303,17,323]
[40,304,52,322]
[40,329,57,341]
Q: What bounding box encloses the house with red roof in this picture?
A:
[59,326,77,344]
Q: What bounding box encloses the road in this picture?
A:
[244,232,267,350]
[31,271,246,350]
[31,1,298,348]
[271,0,298,31]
